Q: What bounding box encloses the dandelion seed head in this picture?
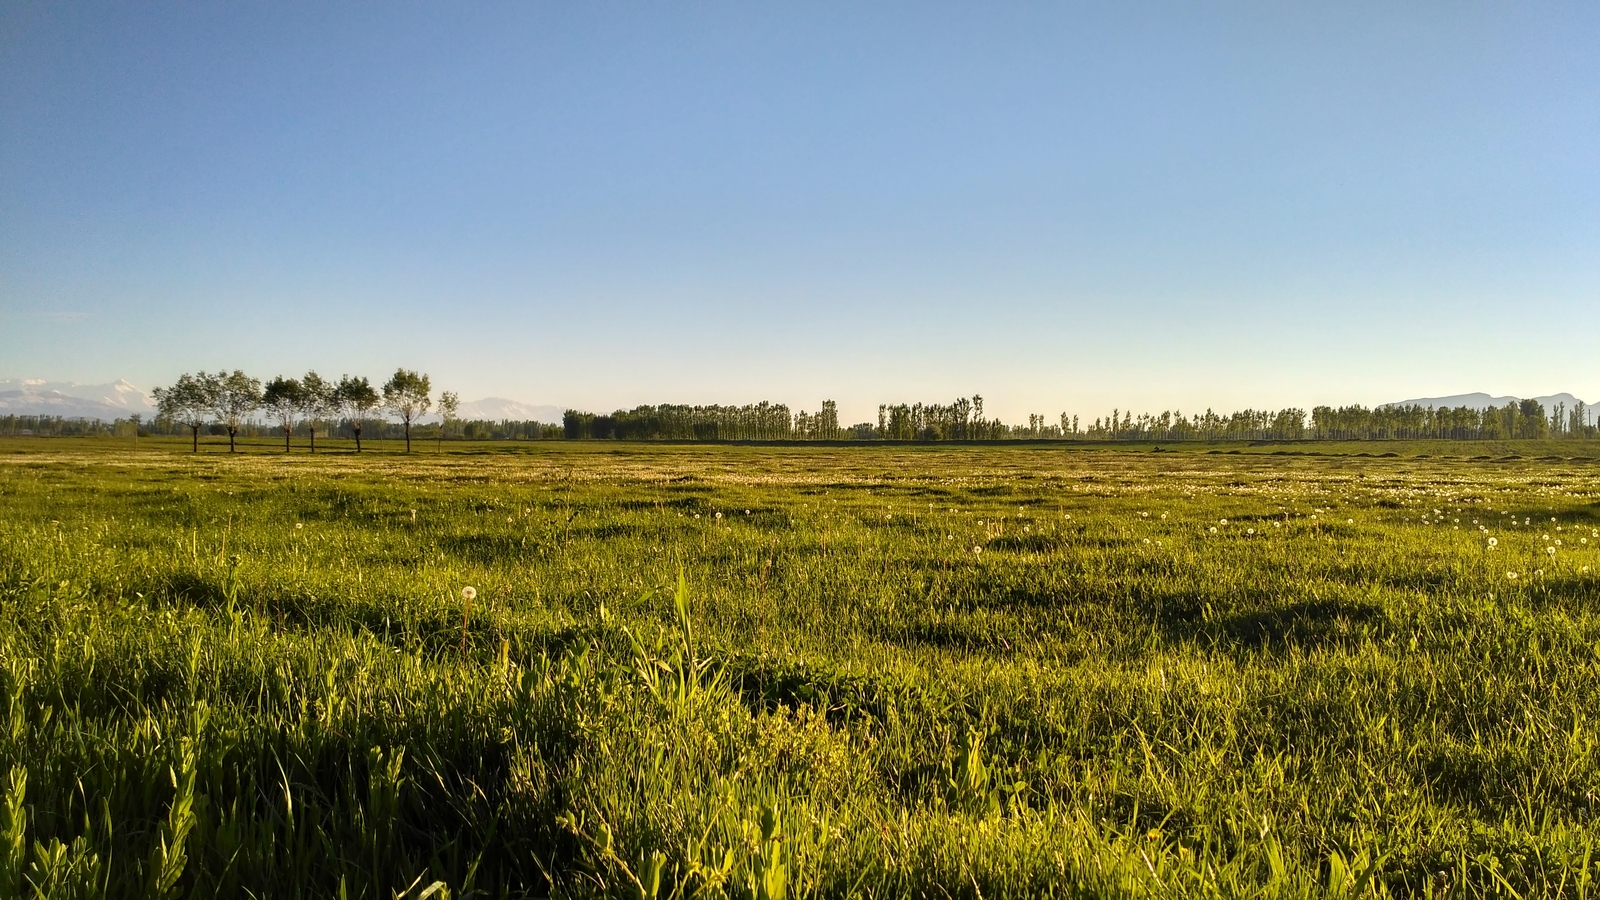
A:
[462,586,477,602]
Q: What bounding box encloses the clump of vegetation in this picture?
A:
[1,441,1598,896]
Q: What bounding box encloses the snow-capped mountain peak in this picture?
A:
[0,378,158,418]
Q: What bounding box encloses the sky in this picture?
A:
[2,2,1597,424]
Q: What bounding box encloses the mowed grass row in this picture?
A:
[1,442,1599,898]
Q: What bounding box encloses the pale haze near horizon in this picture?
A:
[2,3,1596,426]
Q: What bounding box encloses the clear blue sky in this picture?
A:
[3,2,1596,423]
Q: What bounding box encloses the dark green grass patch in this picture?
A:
[2,442,1600,896]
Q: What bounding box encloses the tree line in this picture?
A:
[562,401,840,440]
[561,396,1597,442]
[1306,399,1599,441]
[11,378,1597,446]
[152,369,446,453]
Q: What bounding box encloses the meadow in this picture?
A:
[2,437,1599,898]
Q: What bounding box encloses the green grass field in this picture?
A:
[2,438,1599,898]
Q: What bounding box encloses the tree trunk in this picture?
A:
[354,425,362,452]
[284,426,291,453]
[228,428,237,453]
[310,426,316,453]
[191,425,199,453]
[404,418,411,453]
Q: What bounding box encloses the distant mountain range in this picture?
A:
[1386,392,1594,411]
[454,398,565,424]
[0,378,566,424]
[0,379,158,418]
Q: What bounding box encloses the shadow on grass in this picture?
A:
[1158,596,1386,652]
[436,531,547,563]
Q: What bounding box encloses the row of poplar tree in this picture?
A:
[560,397,1597,442]
[153,369,450,453]
[137,376,1598,449]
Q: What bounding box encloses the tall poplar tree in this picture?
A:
[437,391,459,452]
[153,373,216,452]
[382,369,432,453]
[262,377,306,453]
[208,370,261,453]
[299,371,335,453]
[335,375,380,452]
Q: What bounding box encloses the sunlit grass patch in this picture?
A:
[1,441,1599,896]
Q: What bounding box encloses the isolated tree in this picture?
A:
[208,370,261,453]
[299,371,336,453]
[153,372,216,452]
[382,369,432,453]
[334,375,380,452]
[436,391,460,452]
[262,377,306,453]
